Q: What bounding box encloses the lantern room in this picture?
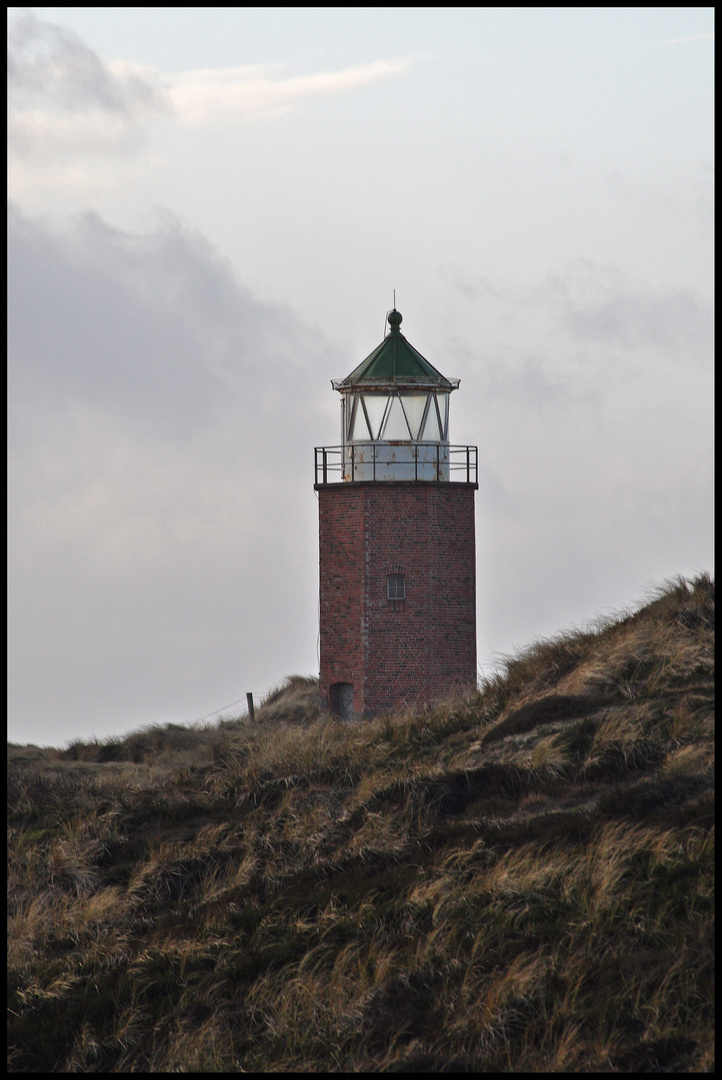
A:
[330,308,462,482]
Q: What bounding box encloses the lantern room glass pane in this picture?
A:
[362,394,389,440]
[421,394,443,441]
[349,396,371,440]
[399,393,428,440]
[382,394,410,439]
[438,393,449,439]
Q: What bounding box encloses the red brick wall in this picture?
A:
[318,482,477,717]
[317,487,365,715]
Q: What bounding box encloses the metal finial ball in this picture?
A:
[388,309,402,328]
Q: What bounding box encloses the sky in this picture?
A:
[8,7,714,747]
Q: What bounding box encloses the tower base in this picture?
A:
[317,481,477,719]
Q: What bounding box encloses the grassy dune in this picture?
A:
[7,574,714,1071]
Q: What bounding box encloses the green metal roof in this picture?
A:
[332,310,459,391]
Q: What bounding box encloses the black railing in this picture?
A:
[314,444,478,485]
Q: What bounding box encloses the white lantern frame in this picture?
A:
[342,389,450,445]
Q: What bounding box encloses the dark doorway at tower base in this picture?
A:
[330,681,354,722]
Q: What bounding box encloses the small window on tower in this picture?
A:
[387,573,406,601]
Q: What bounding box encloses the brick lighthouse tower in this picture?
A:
[315,308,478,721]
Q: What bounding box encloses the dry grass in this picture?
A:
[7,573,714,1072]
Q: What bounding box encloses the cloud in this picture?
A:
[551,259,713,351]
[657,33,714,46]
[7,12,164,115]
[8,11,417,162]
[8,203,334,737]
[441,254,713,537]
[604,166,714,236]
[7,12,170,158]
[445,258,713,356]
[167,56,417,125]
[7,203,327,438]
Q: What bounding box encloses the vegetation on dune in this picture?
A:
[7,574,714,1072]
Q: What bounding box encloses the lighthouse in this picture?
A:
[315,308,478,721]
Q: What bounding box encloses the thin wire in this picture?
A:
[385,290,397,336]
[191,695,250,726]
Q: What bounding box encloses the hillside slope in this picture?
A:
[8,574,714,1072]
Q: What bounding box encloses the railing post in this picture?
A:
[323,448,328,485]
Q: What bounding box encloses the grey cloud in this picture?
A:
[447,259,713,356]
[8,203,329,442]
[605,165,714,236]
[7,12,171,160]
[442,321,600,414]
[8,12,168,118]
[8,204,335,741]
[484,351,598,409]
[554,259,713,351]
